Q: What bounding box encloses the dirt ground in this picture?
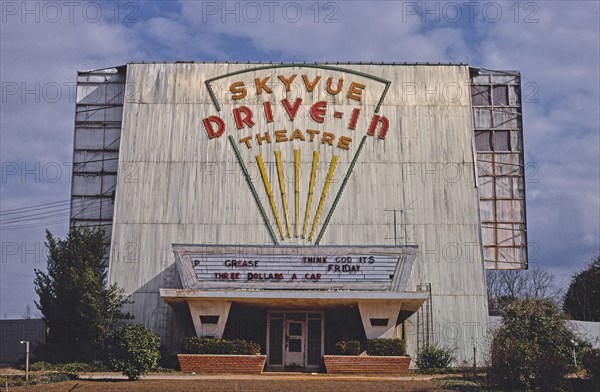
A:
[8,378,453,392]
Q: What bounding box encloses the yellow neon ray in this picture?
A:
[294,149,301,237]
[275,150,291,238]
[302,151,319,238]
[309,155,339,241]
[256,154,285,240]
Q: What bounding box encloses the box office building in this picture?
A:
[70,62,527,368]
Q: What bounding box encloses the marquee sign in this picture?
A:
[174,245,417,291]
[199,65,393,245]
[193,254,395,282]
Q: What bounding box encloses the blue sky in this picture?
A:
[1,0,599,318]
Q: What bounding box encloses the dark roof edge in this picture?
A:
[470,67,521,76]
[78,63,520,75]
[126,61,469,66]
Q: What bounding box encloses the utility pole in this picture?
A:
[473,346,477,378]
[20,341,29,381]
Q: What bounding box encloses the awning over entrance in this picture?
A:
[160,289,428,341]
[160,289,428,311]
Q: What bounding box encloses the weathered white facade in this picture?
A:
[71,62,527,367]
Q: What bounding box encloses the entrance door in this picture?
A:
[267,311,323,370]
[284,318,305,368]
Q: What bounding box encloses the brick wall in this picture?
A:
[177,354,267,374]
[323,355,411,374]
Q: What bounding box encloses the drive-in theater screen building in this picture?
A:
[70,62,527,369]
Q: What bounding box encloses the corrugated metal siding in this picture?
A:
[108,63,488,362]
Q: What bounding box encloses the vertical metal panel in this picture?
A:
[70,66,126,266]
[471,70,528,269]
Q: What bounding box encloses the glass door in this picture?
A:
[284,318,305,368]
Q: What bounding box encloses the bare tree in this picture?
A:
[526,267,559,299]
[499,270,529,298]
[486,267,560,315]
[22,304,32,319]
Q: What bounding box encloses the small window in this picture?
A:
[494,131,510,151]
[493,85,509,105]
[471,85,491,105]
[288,339,302,352]
[200,315,219,324]
[475,131,493,152]
[370,318,389,327]
[288,323,302,336]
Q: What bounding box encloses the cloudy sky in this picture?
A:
[1,1,598,318]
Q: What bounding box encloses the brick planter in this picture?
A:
[177,354,267,374]
[323,355,411,374]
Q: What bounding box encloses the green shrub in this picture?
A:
[17,361,52,371]
[416,344,453,373]
[56,361,108,373]
[334,340,361,355]
[489,298,579,391]
[582,348,600,382]
[108,323,161,380]
[183,337,261,355]
[18,360,108,372]
[366,338,406,356]
[34,372,78,384]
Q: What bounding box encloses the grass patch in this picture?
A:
[150,366,178,373]
[434,377,486,391]
[2,372,78,387]
[14,360,178,376]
